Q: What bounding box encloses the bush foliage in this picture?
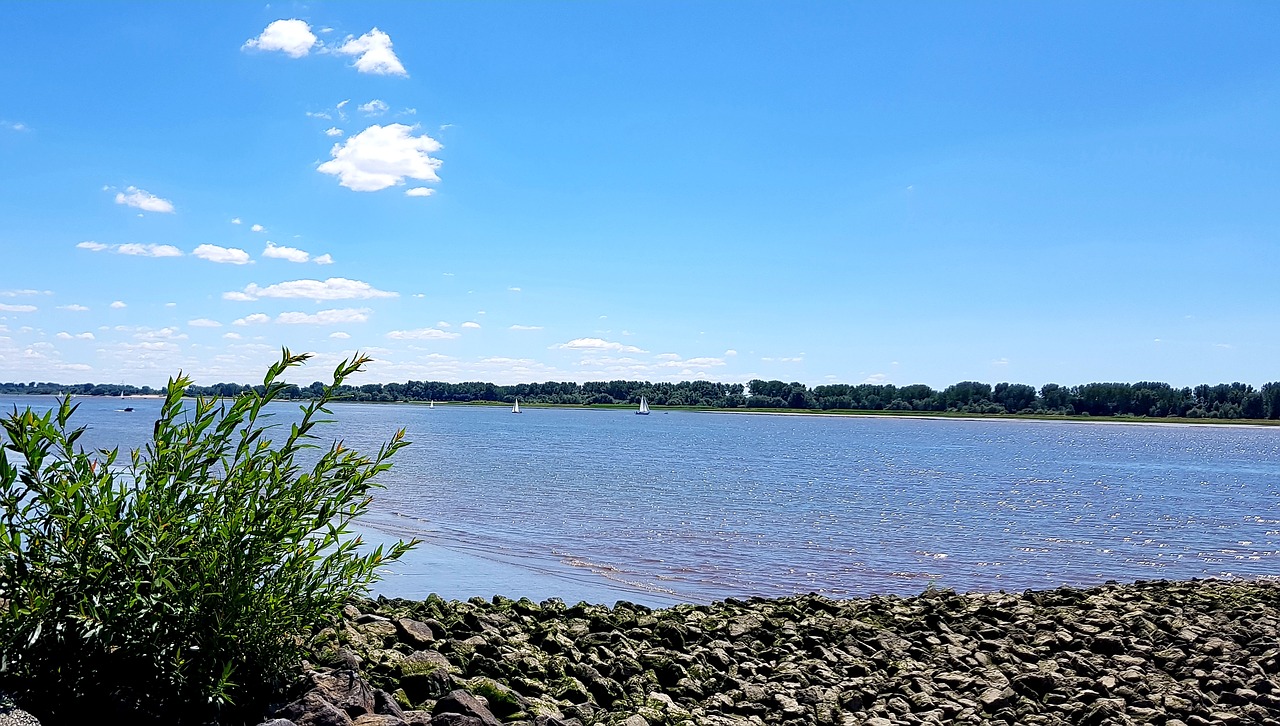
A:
[0,351,417,724]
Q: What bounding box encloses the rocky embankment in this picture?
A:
[266,579,1280,726]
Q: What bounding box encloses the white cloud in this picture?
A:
[386,327,460,340]
[861,373,891,384]
[250,224,265,233]
[655,353,681,361]
[114,186,174,213]
[509,325,543,331]
[165,302,177,307]
[77,241,108,251]
[313,254,334,265]
[358,99,389,116]
[306,110,332,120]
[461,321,481,329]
[330,331,351,339]
[110,301,127,309]
[405,187,434,197]
[336,28,407,76]
[436,321,451,328]
[58,304,90,312]
[243,19,318,58]
[224,277,397,301]
[193,244,251,265]
[0,304,36,313]
[231,217,242,225]
[223,332,242,340]
[3,121,27,132]
[553,337,647,354]
[0,289,50,297]
[325,127,344,137]
[276,308,370,325]
[233,313,271,326]
[725,349,738,356]
[263,241,311,263]
[318,124,442,192]
[188,318,222,328]
[508,286,521,292]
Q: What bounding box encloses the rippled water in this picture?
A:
[6,395,1280,606]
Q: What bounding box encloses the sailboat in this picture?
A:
[637,396,650,415]
[119,387,134,413]
[429,400,434,409]
[512,398,522,414]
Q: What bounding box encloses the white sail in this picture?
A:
[429,400,434,409]
[637,396,650,415]
[512,398,521,414]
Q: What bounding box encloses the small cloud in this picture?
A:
[306,111,332,120]
[77,241,108,252]
[231,217,242,225]
[992,357,1010,366]
[250,224,265,233]
[553,337,646,354]
[324,127,344,137]
[336,28,407,76]
[386,327,460,340]
[405,187,434,197]
[263,241,311,263]
[724,349,738,356]
[117,243,183,257]
[114,186,174,213]
[233,313,271,326]
[861,373,891,384]
[0,289,51,297]
[461,321,481,329]
[0,304,37,313]
[330,331,351,339]
[508,286,521,292]
[243,19,318,58]
[55,331,95,340]
[3,121,28,132]
[509,325,543,331]
[58,304,90,312]
[193,244,251,265]
[1153,338,1162,343]
[436,321,451,328]
[358,99,389,116]
[656,353,681,361]
[165,302,177,307]
[222,332,242,340]
[1214,343,1234,350]
[318,124,441,192]
[224,277,396,301]
[110,301,127,309]
[313,254,334,265]
[188,318,222,328]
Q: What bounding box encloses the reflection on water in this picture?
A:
[6,395,1280,606]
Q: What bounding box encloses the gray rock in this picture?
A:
[396,618,438,648]
[433,690,501,726]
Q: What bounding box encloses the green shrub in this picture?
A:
[0,350,418,724]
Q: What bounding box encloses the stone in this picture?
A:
[311,670,377,717]
[279,691,355,726]
[433,690,502,726]
[396,618,438,648]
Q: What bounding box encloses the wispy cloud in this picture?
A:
[110,301,127,309]
[58,304,90,312]
[386,327,460,340]
[188,318,222,328]
[223,277,397,301]
[55,331,95,340]
[461,321,481,329]
[243,19,318,58]
[509,324,543,331]
[358,99,389,116]
[276,308,370,325]
[78,241,182,257]
[553,337,647,354]
[318,124,441,192]
[0,304,37,313]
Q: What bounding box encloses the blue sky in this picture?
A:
[2,2,1278,388]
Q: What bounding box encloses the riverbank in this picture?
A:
[271,578,1280,726]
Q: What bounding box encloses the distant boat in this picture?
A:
[637,396,650,415]
[119,388,133,413]
[429,400,435,409]
[512,398,521,414]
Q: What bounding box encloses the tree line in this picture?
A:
[5,377,1280,420]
